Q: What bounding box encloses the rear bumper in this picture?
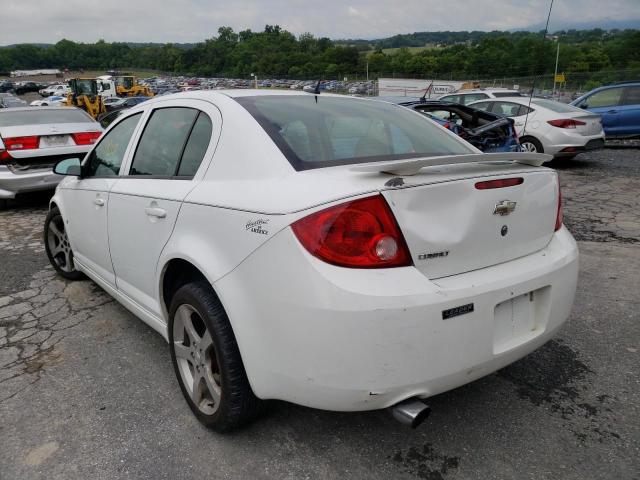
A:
[545,131,605,157]
[215,226,579,412]
[0,165,61,199]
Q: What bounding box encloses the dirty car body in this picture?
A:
[47,91,578,429]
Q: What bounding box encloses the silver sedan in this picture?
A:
[0,107,102,203]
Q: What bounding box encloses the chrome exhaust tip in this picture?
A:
[389,398,431,428]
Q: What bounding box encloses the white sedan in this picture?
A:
[30,95,67,107]
[46,91,578,431]
[469,97,605,158]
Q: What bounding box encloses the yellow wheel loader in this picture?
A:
[66,78,106,119]
[114,76,154,97]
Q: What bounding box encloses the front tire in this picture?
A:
[44,207,84,280]
[169,281,263,432]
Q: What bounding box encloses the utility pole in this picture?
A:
[552,39,560,97]
[366,61,369,82]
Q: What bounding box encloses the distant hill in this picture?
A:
[336,26,640,50]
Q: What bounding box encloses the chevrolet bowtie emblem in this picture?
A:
[494,200,517,216]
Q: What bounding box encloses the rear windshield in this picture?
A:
[531,98,585,113]
[0,109,93,127]
[236,95,473,170]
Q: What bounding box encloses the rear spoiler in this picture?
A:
[350,152,552,176]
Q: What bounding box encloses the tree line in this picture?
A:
[1,26,638,84]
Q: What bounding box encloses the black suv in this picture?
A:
[14,82,44,95]
[0,81,14,93]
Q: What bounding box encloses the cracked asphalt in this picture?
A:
[1,148,639,480]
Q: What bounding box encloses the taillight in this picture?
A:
[291,195,412,268]
[547,119,586,129]
[0,149,10,164]
[3,136,39,150]
[555,178,563,231]
[72,132,102,145]
[475,177,524,190]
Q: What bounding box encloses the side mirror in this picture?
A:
[579,102,588,109]
[54,157,82,177]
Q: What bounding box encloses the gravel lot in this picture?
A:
[0,147,639,480]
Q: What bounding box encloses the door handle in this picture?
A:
[93,198,105,206]
[607,110,618,114]
[145,207,167,218]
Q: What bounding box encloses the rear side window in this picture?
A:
[178,113,212,176]
[129,107,211,177]
[236,95,473,171]
[85,113,141,177]
[622,86,640,106]
[440,95,459,103]
[0,109,94,127]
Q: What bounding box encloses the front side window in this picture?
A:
[85,113,141,177]
[460,93,489,104]
[129,107,211,177]
[492,102,525,117]
[585,88,623,108]
[236,95,473,171]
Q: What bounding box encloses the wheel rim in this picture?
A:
[173,304,222,415]
[47,216,75,273]
[521,141,538,152]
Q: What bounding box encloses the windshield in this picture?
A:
[236,95,473,170]
[531,98,586,113]
[0,109,94,127]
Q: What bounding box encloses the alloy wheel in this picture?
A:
[521,141,538,152]
[173,304,222,415]
[46,217,75,273]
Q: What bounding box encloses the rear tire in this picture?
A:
[168,281,263,432]
[44,207,84,280]
[520,136,544,153]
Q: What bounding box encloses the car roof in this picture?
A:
[0,106,71,112]
[468,96,527,103]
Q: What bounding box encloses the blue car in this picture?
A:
[571,82,640,138]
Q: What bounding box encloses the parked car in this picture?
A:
[381,97,520,152]
[0,93,27,108]
[96,108,126,129]
[105,96,151,112]
[14,82,45,95]
[46,91,577,431]
[0,107,102,202]
[439,88,522,105]
[30,95,67,106]
[570,81,640,138]
[0,81,14,93]
[39,84,70,97]
[102,96,123,108]
[469,97,604,158]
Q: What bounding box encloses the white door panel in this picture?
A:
[108,180,193,316]
[61,178,118,287]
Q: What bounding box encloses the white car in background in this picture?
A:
[439,88,523,105]
[39,84,70,97]
[469,97,605,158]
[0,107,102,203]
[30,95,67,107]
[46,91,578,431]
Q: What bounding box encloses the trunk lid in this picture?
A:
[382,169,559,279]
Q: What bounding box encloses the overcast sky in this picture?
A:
[2,0,639,44]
